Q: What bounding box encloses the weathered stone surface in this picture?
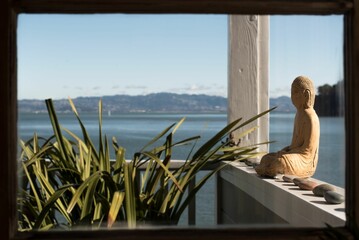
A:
[293,178,308,186]
[324,191,345,204]
[282,175,297,183]
[313,184,336,197]
[297,180,318,190]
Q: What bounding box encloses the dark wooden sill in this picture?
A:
[14,226,354,240]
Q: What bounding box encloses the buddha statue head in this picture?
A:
[291,76,316,110]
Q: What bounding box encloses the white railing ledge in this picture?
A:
[218,161,345,227]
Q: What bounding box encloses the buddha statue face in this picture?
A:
[291,76,315,109]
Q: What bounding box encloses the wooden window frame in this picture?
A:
[1,0,357,239]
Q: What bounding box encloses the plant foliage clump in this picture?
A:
[17,98,271,231]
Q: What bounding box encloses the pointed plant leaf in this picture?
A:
[67,171,102,213]
[232,107,276,133]
[34,185,73,229]
[68,97,100,164]
[141,151,183,193]
[171,117,186,135]
[107,191,125,228]
[139,122,176,153]
[123,163,136,228]
[45,99,69,163]
[192,118,242,160]
[21,162,43,213]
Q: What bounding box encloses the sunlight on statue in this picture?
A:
[255,76,320,178]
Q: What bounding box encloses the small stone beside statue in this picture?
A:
[255,76,320,178]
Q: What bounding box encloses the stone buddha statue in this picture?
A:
[255,76,320,178]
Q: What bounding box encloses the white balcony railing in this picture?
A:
[217,161,345,227]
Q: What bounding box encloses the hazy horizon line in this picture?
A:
[18,92,291,101]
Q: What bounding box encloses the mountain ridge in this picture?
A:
[18,93,294,114]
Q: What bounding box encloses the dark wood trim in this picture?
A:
[14,227,354,240]
[0,1,9,238]
[1,0,358,239]
[0,1,18,240]
[12,0,353,14]
[9,9,18,240]
[345,0,359,235]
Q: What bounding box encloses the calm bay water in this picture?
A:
[18,112,345,225]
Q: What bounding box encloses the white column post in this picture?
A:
[228,15,270,156]
[217,15,270,224]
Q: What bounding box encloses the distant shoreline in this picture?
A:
[18,92,296,114]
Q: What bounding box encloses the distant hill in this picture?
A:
[18,93,227,114]
[18,93,295,114]
[269,96,295,113]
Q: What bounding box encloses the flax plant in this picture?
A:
[17,98,272,231]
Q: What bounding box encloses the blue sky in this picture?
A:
[17,14,343,100]
[270,15,343,97]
